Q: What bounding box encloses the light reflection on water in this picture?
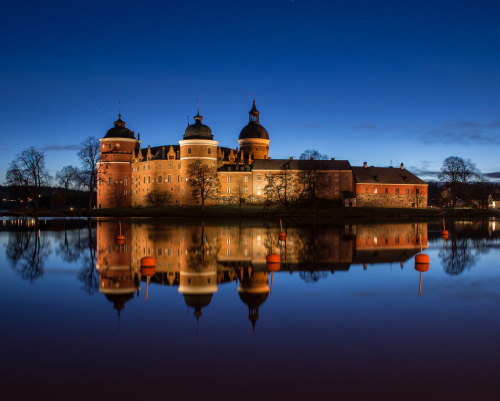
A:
[0,218,499,400]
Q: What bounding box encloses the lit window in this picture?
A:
[124,189,127,196]
[374,188,377,193]
[178,175,181,182]
[244,186,248,194]
[244,176,248,183]
[257,187,261,195]
[158,176,163,183]
[147,176,150,183]
[227,187,231,194]
[109,177,113,185]
[168,175,172,182]
[257,174,261,181]
[124,177,128,186]
[227,176,231,183]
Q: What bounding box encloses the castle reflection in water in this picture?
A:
[96,221,428,328]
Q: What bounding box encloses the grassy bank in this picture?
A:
[3,205,500,223]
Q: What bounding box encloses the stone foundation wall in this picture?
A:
[356,193,427,208]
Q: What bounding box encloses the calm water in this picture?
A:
[1,218,499,400]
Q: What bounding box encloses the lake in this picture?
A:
[1,218,499,400]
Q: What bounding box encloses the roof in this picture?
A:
[352,166,427,185]
[218,164,252,172]
[489,193,500,201]
[183,113,213,140]
[239,122,269,140]
[252,159,351,171]
[138,145,180,160]
[104,115,135,139]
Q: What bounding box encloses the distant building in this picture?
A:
[96,101,427,208]
[488,193,500,209]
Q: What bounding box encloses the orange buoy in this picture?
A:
[415,264,429,273]
[141,256,156,267]
[267,262,280,272]
[415,253,429,265]
[266,253,280,264]
[441,230,449,239]
[278,232,286,241]
[141,265,156,276]
[116,234,125,244]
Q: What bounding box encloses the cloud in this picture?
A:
[419,118,500,145]
[483,172,500,179]
[41,144,80,151]
[350,124,381,130]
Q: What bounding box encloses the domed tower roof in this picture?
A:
[104,114,136,139]
[184,112,213,140]
[238,100,269,140]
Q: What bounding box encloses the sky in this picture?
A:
[1,0,499,183]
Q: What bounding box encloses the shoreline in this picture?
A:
[1,205,499,223]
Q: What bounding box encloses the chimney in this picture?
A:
[400,162,405,170]
[138,133,141,141]
[331,157,335,161]
[363,162,367,168]
[161,146,165,159]
[290,157,293,160]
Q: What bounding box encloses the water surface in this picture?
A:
[1,218,499,400]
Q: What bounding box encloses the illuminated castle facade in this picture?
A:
[96,101,427,209]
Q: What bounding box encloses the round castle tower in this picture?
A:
[238,100,270,160]
[179,111,219,205]
[97,114,140,208]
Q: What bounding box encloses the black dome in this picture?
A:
[104,114,135,139]
[184,113,213,140]
[239,122,269,140]
[238,292,269,309]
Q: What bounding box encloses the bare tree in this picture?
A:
[6,146,51,210]
[146,190,172,207]
[234,177,246,210]
[107,181,127,208]
[409,186,427,209]
[298,159,331,212]
[438,156,481,209]
[78,137,101,209]
[299,149,329,161]
[264,169,303,209]
[56,165,80,208]
[187,162,220,212]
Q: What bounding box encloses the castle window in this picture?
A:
[266,173,271,180]
[143,166,145,171]
[181,188,184,196]
[227,187,231,194]
[109,144,111,149]
[124,177,128,186]
[416,188,420,194]
[257,173,261,181]
[168,175,172,182]
[168,163,172,169]
[148,165,151,170]
[158,176,162,183]
[244,186,248,194]
[178,175,181,182]
[244,176,248,183]
[124,189,127,196]
[109,177,113,185]
[213,161,216,167]
[159,164,162,169]
[227,176,231,183]
[395,188,400,194]
[208,148,211,155]
[365,188,368,193]
[405,188,409,194]
[385,188,388,194]
[98,189,101,196]
[178,163,181,168]
[98,179,102,186]
[257,187,261,195]
[147,176,150,183]
[374,188,377,193]
[188,148,191,154]
[169,156,174,159]
[131,177,134,184]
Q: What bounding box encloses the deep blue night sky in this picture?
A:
[1,0,499,182]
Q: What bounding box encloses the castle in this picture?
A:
[97,101,427,208]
